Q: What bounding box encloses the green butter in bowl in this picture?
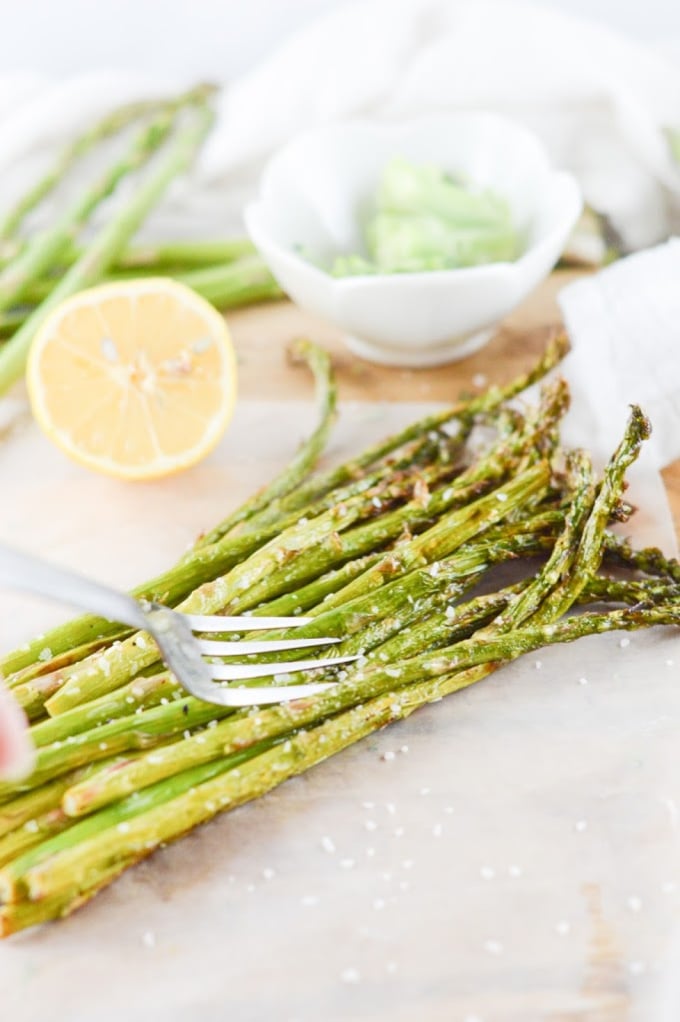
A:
[331,157,521,276]
[245,111,582,366]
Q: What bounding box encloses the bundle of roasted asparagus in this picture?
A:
[0,333,678,935]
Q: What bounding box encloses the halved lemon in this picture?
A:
[27,278,237,480]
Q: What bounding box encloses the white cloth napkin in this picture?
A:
[0,1,679,247]
[559,238,680,469]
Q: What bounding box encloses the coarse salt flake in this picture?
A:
[320,836,336,854]
[341,967,360,985]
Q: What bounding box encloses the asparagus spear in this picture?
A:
[114,237,257,270]
[3,255,282,316]
[195,337,337,544]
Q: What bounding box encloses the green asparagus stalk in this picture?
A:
[195,337,336,544]
[4,254,282,316]
[114,237,257,270]
[0,96,214,395]
[0,861,128,936]
[531,406,651,622]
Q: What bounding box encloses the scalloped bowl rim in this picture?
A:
[244,112,583,365]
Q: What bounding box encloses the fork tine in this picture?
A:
[182,681,339,707]
[195,636,339,655]
[183,614,312,633]
[208,653,357,681]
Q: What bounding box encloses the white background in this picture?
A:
[0,0,677,79]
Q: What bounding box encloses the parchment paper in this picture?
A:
[0,400,679,1022]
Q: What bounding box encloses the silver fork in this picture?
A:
[0,543,354,706]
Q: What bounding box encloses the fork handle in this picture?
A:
[0,542,148,631]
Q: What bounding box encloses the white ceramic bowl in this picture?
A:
[245,113,582,367]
